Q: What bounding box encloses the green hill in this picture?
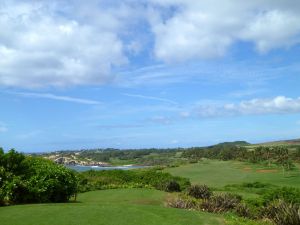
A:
[257,138,300,146]
[213,141,251,147]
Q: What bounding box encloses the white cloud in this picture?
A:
[11,91,101,105]
[149,0,300,62]
[0,0,129,88]
[240,9,300,53]
[194,96,300,117]
[1,0,300,88]
[123,93,178,105]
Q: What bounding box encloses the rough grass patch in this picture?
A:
[200,193,241,213]
[165,194,199,210]
[264,200,300,225]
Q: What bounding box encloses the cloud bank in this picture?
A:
[0,1,129,88]
[150,0,300,61]
[0,0,300,87]
[194,96,300,117]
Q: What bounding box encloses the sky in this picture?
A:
[1,0,300,152]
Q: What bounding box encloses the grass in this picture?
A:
[3,160,295,225]
[165,160,300,188]
[0,189,226,225]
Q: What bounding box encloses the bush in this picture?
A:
[244,198,264,208]
[0,188,4,206]
[241,182,271,189]
[187,184,212,199]
[163,180,181,192]
[78,169,190,193]
[0,166,5,205]
[200,193,241,213]
[234,203,252,218]
[0,151,78,205]
[264,200,300,225]
[262,187,300,205]
[188,159,198,164]
[165,194,199,209]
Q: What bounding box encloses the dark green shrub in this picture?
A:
[0,152,78,205]
[0,149,28,176]
[244,197,264,208]
[242,182,271,188]
[4,176,30,203]
[23,157,78,203]
[200,193,241,213]
[0,175,4,206]
[78,169,190,192]
[262,187,300,205]
[187,184,212,199]
[163,180,181,192]
[264,200,300,225]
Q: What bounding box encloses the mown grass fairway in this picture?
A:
[0,189,225,225]
[165,160,300,188]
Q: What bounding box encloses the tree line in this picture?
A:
[182,145,300,173]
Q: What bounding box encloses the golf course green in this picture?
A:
[165,160,300,187]
[0,189,225,225]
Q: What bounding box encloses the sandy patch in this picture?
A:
[256,169,278,173]
[243,167,252,171]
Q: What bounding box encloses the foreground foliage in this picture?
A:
[0,149,77,205]
[264,200,300,225]
[166,182,300,225]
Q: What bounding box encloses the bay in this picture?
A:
[66,165,147,172]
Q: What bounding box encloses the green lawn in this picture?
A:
[165,160,300,188]
[2,160,295,225]
[0,189,225,225]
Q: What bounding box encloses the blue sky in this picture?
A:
[1,0,300,152]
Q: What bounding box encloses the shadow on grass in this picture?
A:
[68,200,82,204]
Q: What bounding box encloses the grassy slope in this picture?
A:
[257,138,300,146]
[0,189,225,225]
[165,160,300,188]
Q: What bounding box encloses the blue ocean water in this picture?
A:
[66,165,147,172]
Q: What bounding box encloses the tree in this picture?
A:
[1,149,28,175]
[0,166,5,205]
[0,147,4,161]
[275,147,291,176]
[263,147,272,167]
[294,146,300,161]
